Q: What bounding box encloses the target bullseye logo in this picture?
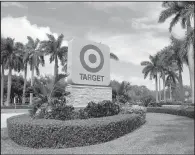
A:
[80,44,104,73]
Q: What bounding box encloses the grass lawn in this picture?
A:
[1,113,194,154]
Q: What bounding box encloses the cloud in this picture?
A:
[1,16,68,79]
[48,8,57,10]
[86,31,170,65]
[1,2,27,9]
[111,73,125,83]
[85,2,134,10]
[1,16,68,46]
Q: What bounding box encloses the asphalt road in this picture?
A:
[1,113,194,154]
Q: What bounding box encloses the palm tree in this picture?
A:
[22,48,28,105]
[1,37,6,106]
[157,46,181,102]
[141,55,160,103]
[165,69,178,101]
[169,38,185,102]
[24,36,45,105]
[40,34,68,82]
[1,37,24,106]
[159,1,194,103]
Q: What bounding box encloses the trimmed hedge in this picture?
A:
[1,105,32,109]
[147,107,194,119]
[7,113,146,148]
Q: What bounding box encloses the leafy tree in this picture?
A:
[3,75,31,104]
[141,95,155,107]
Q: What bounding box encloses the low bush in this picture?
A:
[120,105,146,119]
[147,107,194,119]
[162,101,194,106]
[84,100,120,118]
[7,113,146,148]
[140,95,155,107]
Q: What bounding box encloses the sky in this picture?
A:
[1,2,190,90]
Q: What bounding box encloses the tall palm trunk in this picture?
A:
[162,71,166,102]
[169,83,172,101]
[155,75,159,103]
[6,66,12,106]
[188,43,194,104]
[1,64,5,106]
[30,65,34,105]
[22,64,27,105]
[178,70,184,102]
[159,75,161,102]
[54,55,58,82]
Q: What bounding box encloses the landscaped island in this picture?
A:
[7,100,146,148]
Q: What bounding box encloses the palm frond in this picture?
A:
[140,61,152,66]
[33,78,48,98]
[142,65,153,74]
[55,73,69,83]
[61,63,67,72]
[110,52,119,61]
[46,34,56,42]
[56,34,64,48]
[158,8,179,23]
[27,36,35,48]
[58,46,68,61]
[35,66,40,76]
[34,38,40,49]
[49,54,55,63]
[169,13,181,32]
[181,18,187,28]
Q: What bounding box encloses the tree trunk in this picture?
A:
[188,43,194,104]
[6,66,12,106]
[155,75,159,103]
[1,64,5,106]
[30,65,34,105]
[169,83,172,101]
[178,70,184,102]
[162,71,166,102]
[159,75,161,102]
[54,55,58,82]
[22,64,27,105]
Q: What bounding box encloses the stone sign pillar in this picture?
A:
[66,38,112,107]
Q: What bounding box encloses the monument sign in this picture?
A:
[66,38,112,107]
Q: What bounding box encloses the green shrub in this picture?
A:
[44,105,74,120]
[148,102,162,107]
[7,113,146,148]
[147,107,194,119]
[120,105,146,120]
[84,100,120,118]
[140,95,155,107]
[161,101,194,106]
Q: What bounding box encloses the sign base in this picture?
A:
[66,85,112,107]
